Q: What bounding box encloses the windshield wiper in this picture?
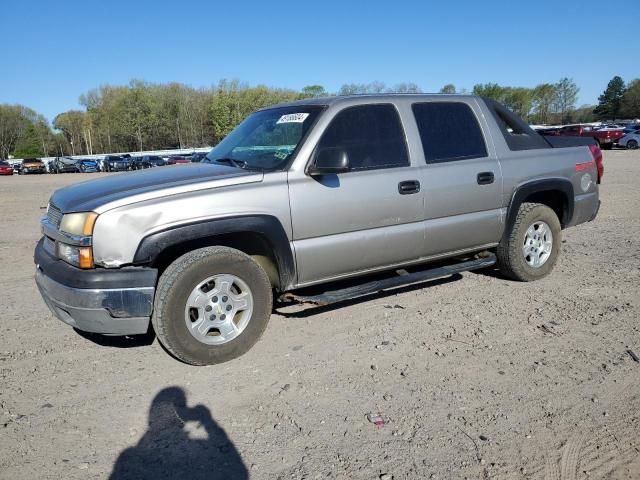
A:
[210,157,263,171]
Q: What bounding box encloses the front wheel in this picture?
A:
[152,246,273,365]
[627,140,638,150]
[496,202,561,282]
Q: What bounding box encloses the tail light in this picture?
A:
[588,144,603,183]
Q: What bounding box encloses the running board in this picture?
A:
[279,253,496,306]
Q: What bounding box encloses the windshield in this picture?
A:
[204,105,324,171]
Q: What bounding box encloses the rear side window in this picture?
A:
[412,102,487,163]
[483,98,550,151]
[317,104,409,171]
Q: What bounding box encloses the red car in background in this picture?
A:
[0,161,14,175]
[167,155,191,165]
[554,124,624,150]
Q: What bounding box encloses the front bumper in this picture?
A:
[34,239,157,335]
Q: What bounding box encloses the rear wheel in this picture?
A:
[496,202,561,282]
[627,140,638,150]
[152,246,273,365]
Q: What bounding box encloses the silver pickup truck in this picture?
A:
[35,94,602,365]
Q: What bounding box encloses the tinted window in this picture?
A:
[412,102,487,163]
[317,104,409,171]
[483,98,550,151]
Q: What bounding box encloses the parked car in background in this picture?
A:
[0,161,14,175]
[618,131,640,149]
[131,155,166,170]
[77,159,100,173]
[534,127,560,136]
[167,154,191,165]
[622,125,640,135]
[128,156,144,170]
[50,156,79,174]
[555,124,624,150]
[191,152,207,162]
[103,155,132,172]
[19,158,46,174]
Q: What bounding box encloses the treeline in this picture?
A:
[462,76,640,125]
[1,76,639,159]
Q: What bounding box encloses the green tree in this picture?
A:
[299,85,327,98]
[439,84,456,94]
[503,88,533,120]
[472,83,507,102]
[573,104,597,123]
[0,105,28,159]
[621,79,640,118]
[54,111,88,155]
[593,76,625,120]
[553,78,579,124]
[390,82,420,93]
[531,83,557,124]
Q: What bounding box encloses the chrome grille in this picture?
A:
[47,204,63,228]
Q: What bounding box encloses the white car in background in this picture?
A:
[618,131,640,149]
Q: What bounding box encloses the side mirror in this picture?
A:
[308,147,350,175]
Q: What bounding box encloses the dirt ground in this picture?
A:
[1,150,639,480]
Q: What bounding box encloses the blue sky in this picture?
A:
[1,0,636,122]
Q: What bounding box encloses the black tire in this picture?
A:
[627,140,638,150]
[152,246,273,365]
[602,143,613,150]
[496,202,561,282]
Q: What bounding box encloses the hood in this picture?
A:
[50,163,262,213]
[23,160,44,166]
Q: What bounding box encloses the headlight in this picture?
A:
[59,212,98,236]
[57,243,94,269]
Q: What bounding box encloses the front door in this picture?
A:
[288,104,424,286]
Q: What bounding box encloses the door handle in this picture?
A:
[398,180,420,195]
[477,172,495,185]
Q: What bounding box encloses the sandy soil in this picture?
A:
[1,150,639,480]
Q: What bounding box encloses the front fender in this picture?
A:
[133,215,296,290]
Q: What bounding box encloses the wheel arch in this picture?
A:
[133,215,295,291]
[506,179,574,236]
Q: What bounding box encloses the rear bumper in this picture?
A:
[34,239,157,335]
[569,192,600,226]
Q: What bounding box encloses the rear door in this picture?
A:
[411,100,503,256]
[288,103,425,286]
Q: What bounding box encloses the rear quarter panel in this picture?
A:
[475,100,599,227]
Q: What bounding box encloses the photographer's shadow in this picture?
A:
[110,387,248,480]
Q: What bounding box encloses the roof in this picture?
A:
[261,93,479,110]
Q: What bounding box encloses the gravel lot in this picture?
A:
[1,150,639,480]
